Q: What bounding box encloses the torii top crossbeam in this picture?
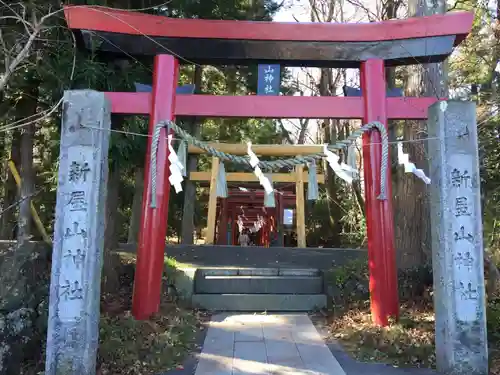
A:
[64,7,473,120]
[63,6,474,326]
[65,6,472,68]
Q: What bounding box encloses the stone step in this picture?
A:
[195,275,323,294]
[197,267,320,277]
[191,294,327,311]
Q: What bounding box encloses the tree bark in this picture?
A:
[127,167,144,243]
[181,66,203,244]
[393,0,447,269]
[101,115,126,293]
[317,67,343,246]
[481,0,500,295]
[104,114,127,250]
[101,164,122,294]
[14,81,38,243]
[104,165,121,251]
[307,0,344,246]
[1,131,21,239]
[18,121,35,243]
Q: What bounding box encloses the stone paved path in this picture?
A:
[194,313,346,375]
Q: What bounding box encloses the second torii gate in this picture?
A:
[64,6,474,325]
[187,143,327,248]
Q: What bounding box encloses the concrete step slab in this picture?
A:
[195,275,323,294]
[197,268,320,277]
[191,294,327,311]
[238,268,279,276]
[278,268,319,276]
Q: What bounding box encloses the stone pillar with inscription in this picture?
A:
[428,100,488,375]
[45,91,110,375]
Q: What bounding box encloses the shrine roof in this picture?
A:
[64,7,473,68]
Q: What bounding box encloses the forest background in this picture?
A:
[3,0,498,268]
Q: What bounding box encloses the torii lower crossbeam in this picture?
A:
[104,92,440,119]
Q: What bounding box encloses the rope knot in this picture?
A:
[150,121,170,208]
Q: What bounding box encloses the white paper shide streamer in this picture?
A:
[323,144,358,184]
[397,142,431,184]
[168,134,185,193]
[176,140,188,177]
[247,142,273,194]
[346,144,359,180]
[216,162,228,198]
[264,173,275,207]
[307,162,319,201]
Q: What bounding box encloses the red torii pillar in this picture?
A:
[132,55,179,319]
[361,60,398,321]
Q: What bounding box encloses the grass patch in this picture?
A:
[98,305,200,375]
[323,259,437,368]
[326,301,435,368]
[324,259,500,373]
[97,252,205,375]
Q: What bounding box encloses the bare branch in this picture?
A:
[326,0,335,22]
[277,119,295,144]
[0,186,43,218]
[0,28,9,70]
[343,0,380,21]
[0,23,41,91]
[297,119,310,144]
[308,0,322,21]
[0,2,64,92]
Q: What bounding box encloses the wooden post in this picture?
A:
[206,157,220,244]
[45,90,110,375]
[295,165,306,248]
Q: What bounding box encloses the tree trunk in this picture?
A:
[101,115,126,293]
[14,82,38,243]
[127,167,144,243]
[105,165,121,251]
[1,131,20,239]
[394,0,446,269]
[181,66,203,244]
[481,0,500,295]
[318,68,343,246]
[101,165,122,294]
[180,149,199,244]
[18,121,35,243]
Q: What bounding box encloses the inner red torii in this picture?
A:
[215,188,297,247]
[64,6,473,326]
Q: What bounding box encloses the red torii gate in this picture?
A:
[215,188,295,247]
[64,6,473,326]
